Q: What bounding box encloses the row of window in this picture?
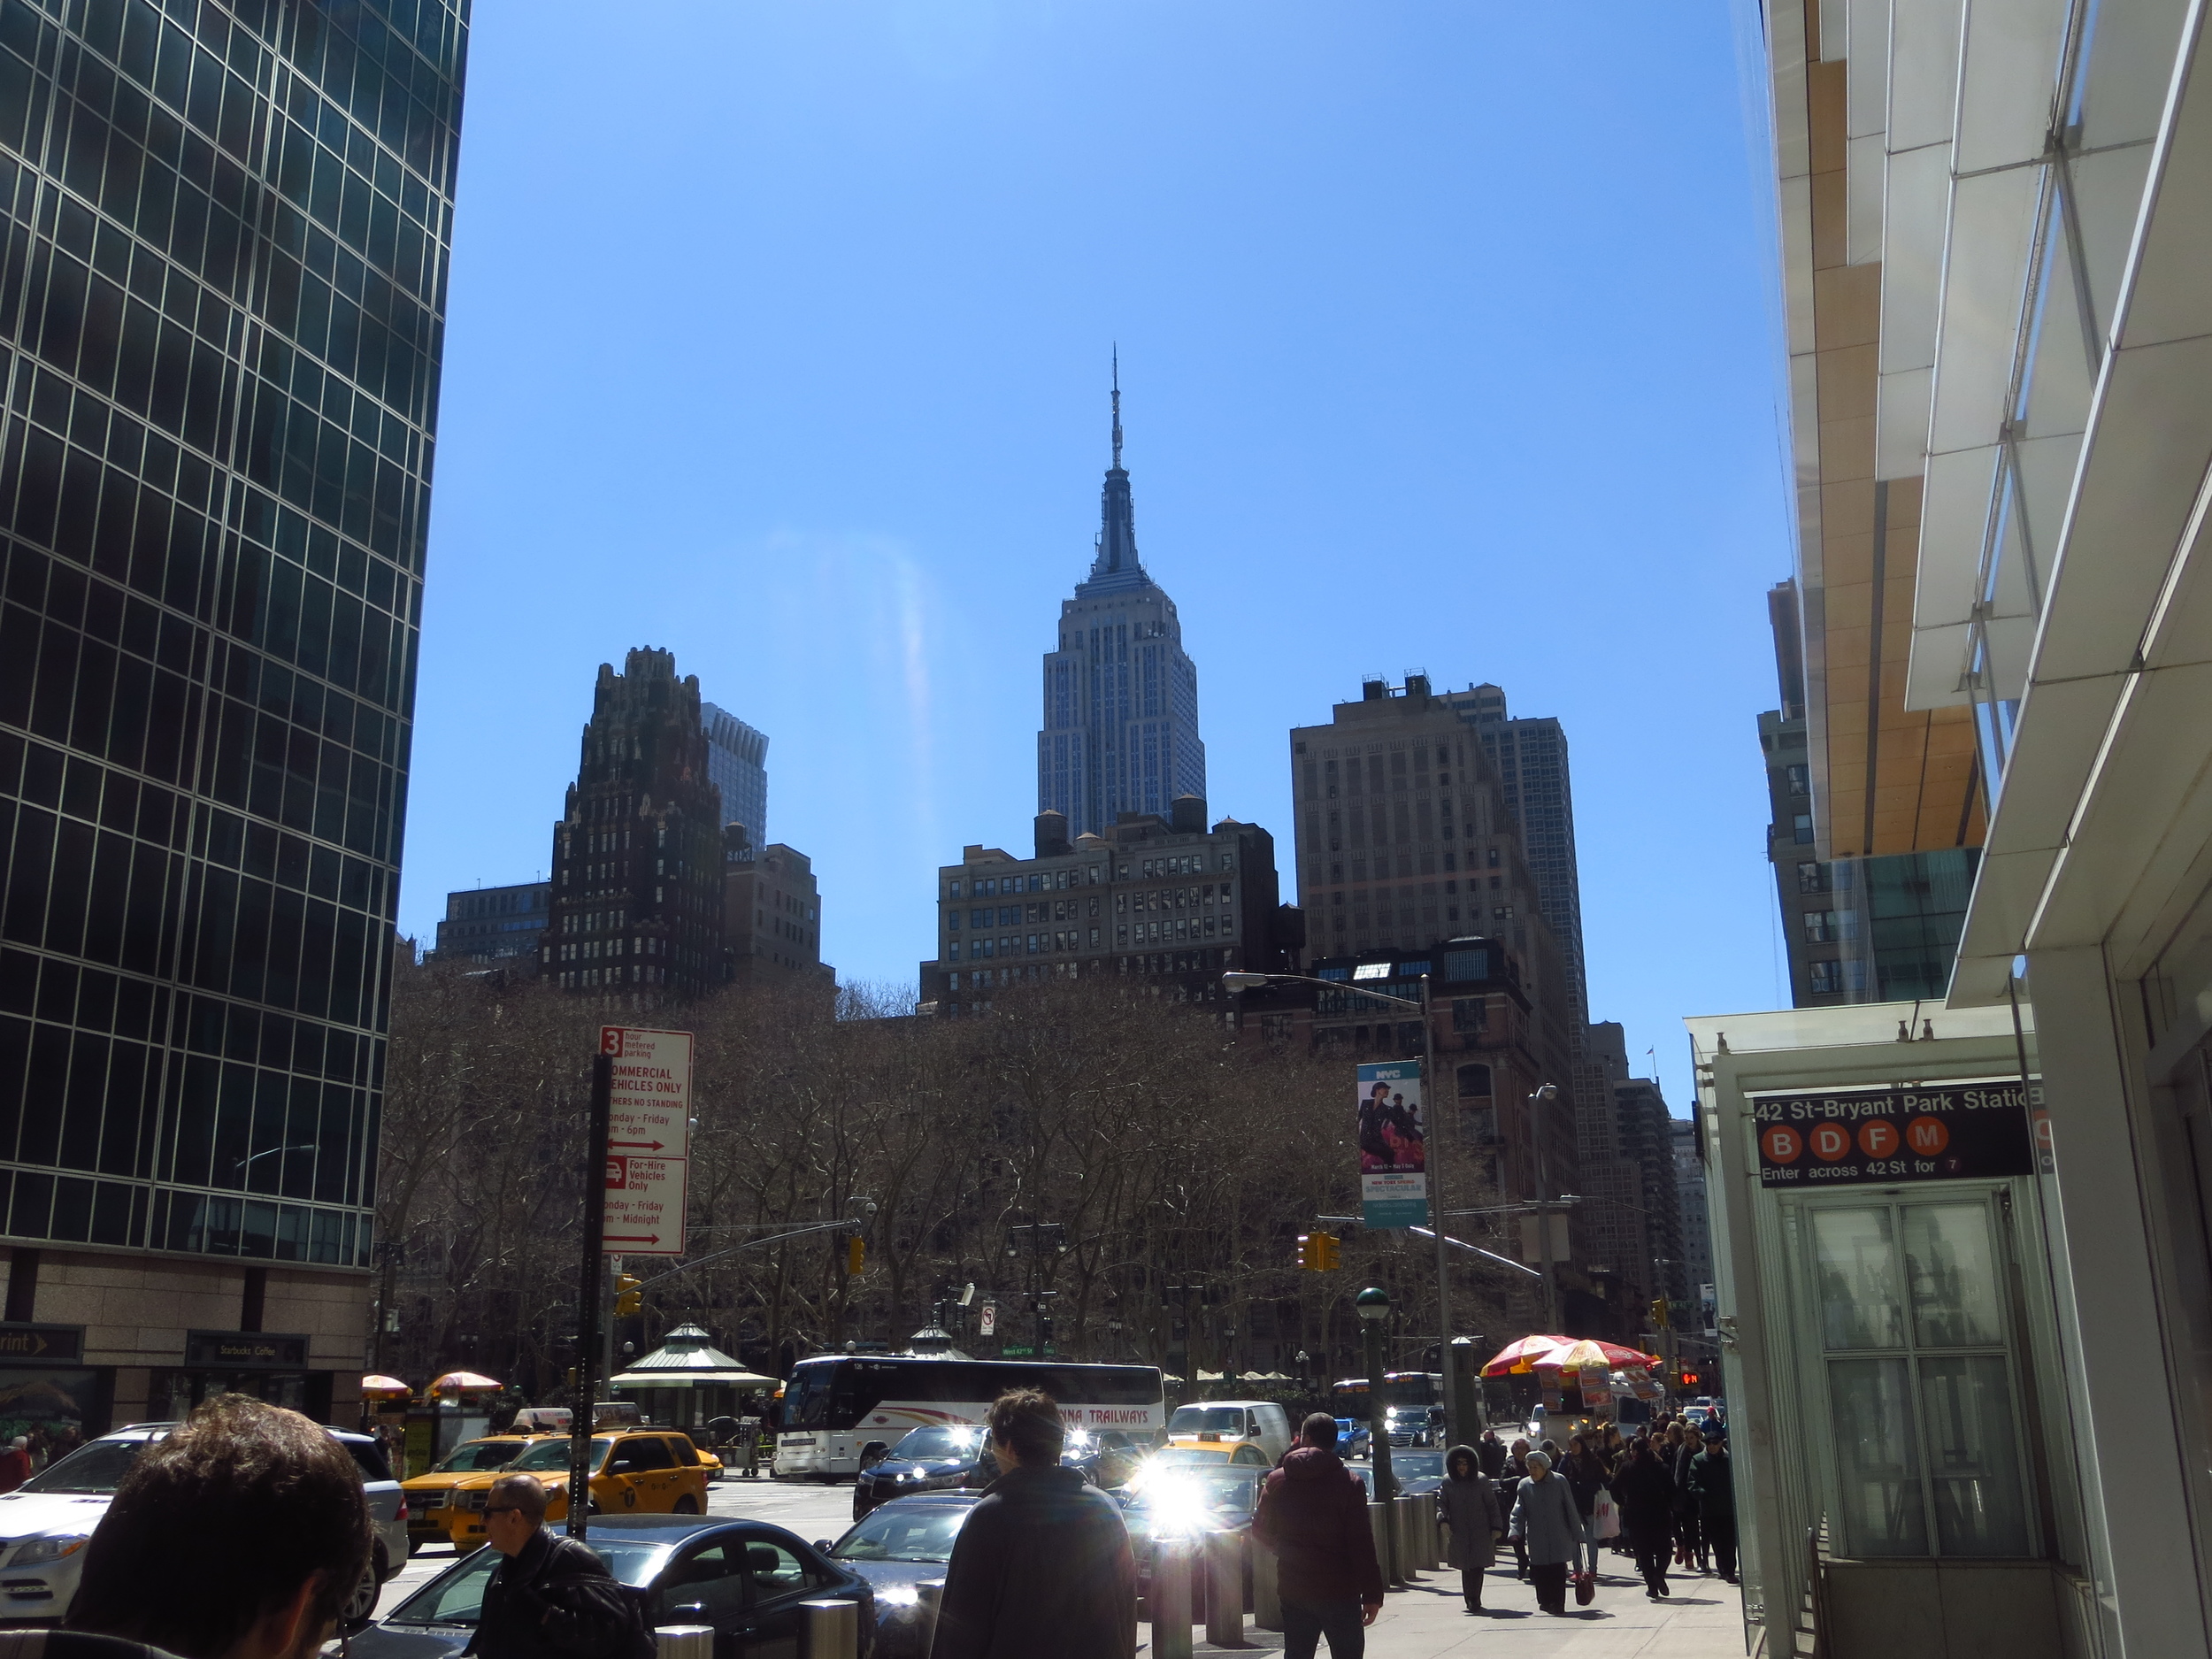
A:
[964,928,1098,960]
[0,1164,365,1263]
[948,849,1238,900]
[560,964,673,990]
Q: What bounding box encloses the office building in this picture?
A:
[1668,1117,1711,1327]
[700,702,767,845]
[1443,685,1589,1032]
[1558,1025,1684,1330]
[918,796,1299,1015]
[543,649,724,999]
[720,825,829,987]
[434,881,549,968]
[1036,373,1205,839]
[0,4,467,1434]
[1701,7,2212,1653]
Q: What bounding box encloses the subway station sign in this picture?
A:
[1753,1080,2038,1186]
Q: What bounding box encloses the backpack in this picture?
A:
[534,1538,657,1659]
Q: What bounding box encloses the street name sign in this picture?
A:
[600,1026,692,1255]
[1752,1080,2037,1187]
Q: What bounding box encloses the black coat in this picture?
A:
[1612,1454,1676,1549]
[931,1463,1137,1659]
[467,1529,635,1659]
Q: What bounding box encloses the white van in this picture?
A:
[1164,1400,1294,1465]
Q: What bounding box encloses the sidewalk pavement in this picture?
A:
[1141,1561,1750,1659]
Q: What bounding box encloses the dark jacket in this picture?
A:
[1438,1446,1502,1571]
[1671,1441,1701,1514]
[1686,1448,1735,1517]
[1252,1446,1386,1607]
[1476,1436,1507,1479]
[1612,1451,1677,1548]
[932,1463,1136,1659]
[1561,1454,1610,1519]
[468,1528,634,1659]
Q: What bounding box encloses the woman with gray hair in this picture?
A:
[1507,1449,1590,1615]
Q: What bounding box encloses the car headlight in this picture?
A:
[9,1534,89,1565]
[875,1584,921,1609]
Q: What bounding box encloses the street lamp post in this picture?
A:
[1356,1286,1398,1585]
[1225,970,1454,1448]
[1529,1083,1561,1332]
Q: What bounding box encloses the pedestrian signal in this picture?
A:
[1679,1370,1701,1388]
[847,1236,865,1276]
[614,1274,643,1317]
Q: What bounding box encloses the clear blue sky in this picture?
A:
[403,1,1792,1110]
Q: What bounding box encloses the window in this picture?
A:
[1786,764,1810,796]
[1798,862,1829,894]
[1809,959,1843,994]
[1804,910,1859,943]
[1455,1062,1493,1098]
[1803,1201,2032,1558]
[661,1543,749,1627]
[1794,813,1816,845]
[1451,998,1486,1033]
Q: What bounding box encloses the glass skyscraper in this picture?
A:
[700,700,766,840]
[0,0,465,1427]
[1037,374,1204,838]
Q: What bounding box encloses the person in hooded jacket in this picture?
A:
[1612,1437,1678,1599]
[1437,1445,1502,1613]
[1497,1438,1532,1579]
[1560,1435,1612,1581]
[1251,1414,1386,1659]
[1506,1450,1588,1616]
[931,1389,1137,1659]
[1476,1431,1507,1480]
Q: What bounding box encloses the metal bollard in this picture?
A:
[1253,1534,1283,1630]
[1370,1501,1403,1587]
[653,1627,712,1659]
[1150,1536,1194,1659]
[1425,1492,1444,1568]
[796,1600,858,1659]
[1204,1530,1245,1647]
[1393,1496,1422,1578]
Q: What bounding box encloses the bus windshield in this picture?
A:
[1329,1372,1440,1413]
[785,1357,1164,1432]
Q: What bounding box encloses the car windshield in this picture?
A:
[385,1540,667,1627]
[832,1504,971,1563]
[1127,1468,1258,1529]
[19,1438,146,1494]
[435,1440,528,1473]
[510,1438,611,1472]
[891,1427,984,1461]
[1148,1447,1227,1468]
[1167,1406,1248,1436]
[1393,1451,1444,1480]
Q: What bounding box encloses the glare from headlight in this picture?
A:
[9,1534,89,1564]
[875,1584,921,1609]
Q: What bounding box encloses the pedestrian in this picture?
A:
[1686,1427,1738,1583]
[0,1435,30,1493]
[1560,1435,1611,1581]
[1251,1413,1386,1659]
[1498,1438,1532,1579]
[1613,1438,1677,1599]
[61,1394,369,1659]
[1506,1450,1588,1616]
[1437,1445,1502,1614]
[1476,1429,1506,1480]
[932,1389,1136,1659]
[466,1474,641,1659]
[1669,1425,1706,1571]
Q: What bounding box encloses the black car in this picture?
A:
[852,1426,998,1520]
[1387,1449,1447,1496]
[819,1492,980,1659]
[338,1515,873,1659]
[1118,1463,1259,1618]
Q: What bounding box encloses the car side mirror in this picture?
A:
[813,1540,832,1552]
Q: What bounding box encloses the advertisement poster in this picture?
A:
[1357,1060,1428,1228]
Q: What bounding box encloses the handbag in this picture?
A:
[1592,1490,1621,1541]
[1575,1571,1596,1606]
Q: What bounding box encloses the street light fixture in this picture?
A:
[1225,968,1458,1447]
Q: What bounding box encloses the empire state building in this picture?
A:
[1038,374,1207,837]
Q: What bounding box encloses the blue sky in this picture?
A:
[403,1,1792,1110]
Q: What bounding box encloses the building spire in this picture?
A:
[1090,353,1142,581]
[1111,345,1123,472]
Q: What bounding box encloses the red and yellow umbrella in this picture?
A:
[1482,1335,1572,1376]
[359,1373,412,1395]
[1481,1335,1662,1377]
[429,1371,501,1394]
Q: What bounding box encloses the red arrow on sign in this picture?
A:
[607,1140,666,1151]
[604,1233,662,1246]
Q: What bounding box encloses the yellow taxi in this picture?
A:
[426,1431,713,1547]
[401,1434,560,1551]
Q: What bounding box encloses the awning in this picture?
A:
[608,1367,777,1390]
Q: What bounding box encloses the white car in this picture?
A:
[0,1422,408,1624]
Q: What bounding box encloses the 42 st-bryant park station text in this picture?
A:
[1753,1082,2039,1187]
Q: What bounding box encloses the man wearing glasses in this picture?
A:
[467,1476,639,1659]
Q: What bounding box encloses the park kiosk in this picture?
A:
[1685,1000,2096,1659]
[607,1323,775,1433]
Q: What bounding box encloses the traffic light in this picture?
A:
[1315,1232,1341,1271]
[1678,1370,1701,1389]
[847,1235,865,1276]
[1649,1297,1670,1330]
[614,1274,643,1317]
[1295,1234,1316,1271]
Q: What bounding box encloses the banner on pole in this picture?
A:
[600,1026,692,1256]
[1357,1059,1428,1228]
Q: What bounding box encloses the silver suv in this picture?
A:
[0,1421,409,1625]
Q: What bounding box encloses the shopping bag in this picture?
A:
[1593,1491,1621,1540]
[1575,1571,1596,1606]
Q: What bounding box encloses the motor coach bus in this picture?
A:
[773,1356,1164,1479]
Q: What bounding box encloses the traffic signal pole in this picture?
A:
[1421,973,1455,1448]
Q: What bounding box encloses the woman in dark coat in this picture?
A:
[1560,1434,1613,1580]
[1614,1437,1678,1598]
[1497,1438,1532,1579]
[1438,1444,1503,1612]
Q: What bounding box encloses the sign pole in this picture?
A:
[569,1049,611,1539]
[1423,975,1454,1448]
